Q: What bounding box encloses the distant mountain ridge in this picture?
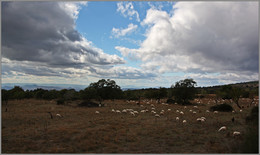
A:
[1,83,87,91]
[1,81,258,91]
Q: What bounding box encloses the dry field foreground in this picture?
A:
[2,98,258,153]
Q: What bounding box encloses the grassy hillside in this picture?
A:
[2,97,258,153]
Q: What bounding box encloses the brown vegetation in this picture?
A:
[2,97,258,153]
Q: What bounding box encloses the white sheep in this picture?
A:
[233,131,241,136]
[151,110,156,114]
[116,110,121,113]
[214,111,218,114]
[206,110,210,113]
[196,117,206,122]
[194,106,198,108]
[183,120,187,123]
[112,109,115,112]
[130,112,135,116]
[180,111,184,115]
[193,111,197,114]
[184,106,187,109]
[176,117,179,121]
[168,109,171,111]
[122,109,127,113]
[189,110,193,112]
[176,110,179,113]
[95,111,100,114]
[197,118,204,122]
[218,126,227,132]
[133,111,139,114]
[56,114,62,117]
[240,109,243,112]
[140,110,146,113]
[151,107,155,110]
[155,114,160,117]
[200,117,206,120]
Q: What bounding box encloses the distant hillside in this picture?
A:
[196,81,259,94]
[1,83,87,91]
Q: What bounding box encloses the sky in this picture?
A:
[1,1,259,89]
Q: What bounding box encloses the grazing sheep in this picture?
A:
[201,117,206,120]
[151,110,156,114]
[176,110,179,113]
[116,110,121,113]
[95,111,100,114]
[160,111,164,115]
[112,109,115,112]
[240,109,243,112]
[194,106,198,108]
[56,114,62,117]
[140,110,146,113]
[206,110,210,113]
[180,111,184,115]
[183,120,187,123]
[168,109,171,111]
[189,110,193,112]
[151,104,154,107]
[184,106,187,109]
[218,126,227,132]
[130,112,135,116]
[176,117,179,121]
[133,111,139,114]
[214,111,219,114]
[122,109,127,113]
[197,117,206,122]
[197,118,205,122]
[233,131,241,136]
[151,107,155,110]
[155,114,160,117]
[193,111,197,114]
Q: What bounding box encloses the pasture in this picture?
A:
[2,97,258,153]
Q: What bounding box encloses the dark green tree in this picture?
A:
[9,86,25,100]
[171,78,197,105]
[230,87,243,109]
[87,79,123,104]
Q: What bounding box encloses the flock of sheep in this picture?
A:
[51,97,258,139]
[91,98,259,138]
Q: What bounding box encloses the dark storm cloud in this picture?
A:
[2,1,125,69]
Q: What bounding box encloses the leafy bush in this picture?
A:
[78,101,99,107]
[209,103,233,112]
[56,98,65,105]
[166,98,175,104]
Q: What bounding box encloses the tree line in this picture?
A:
[1,79,258,109]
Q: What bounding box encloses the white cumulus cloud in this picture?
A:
[117,1,259,84]
[117,2,140,22]
[111,23,138,38]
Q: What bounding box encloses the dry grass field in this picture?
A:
[2,97,258,153]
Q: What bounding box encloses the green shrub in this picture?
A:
[166,98,175,104]
[56,98,65,105]
[209,103,233,112]
[78,101,99,107]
